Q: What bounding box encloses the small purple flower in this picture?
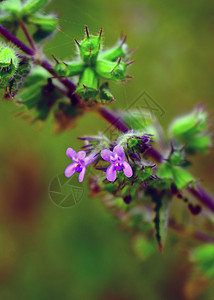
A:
[65,148,97,182]
[101,145,133,182]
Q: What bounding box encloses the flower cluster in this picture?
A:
[65,144,133,183]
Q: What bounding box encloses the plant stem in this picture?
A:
[0,24,80,105]
[0,24,35,56]
[188,185,214,213]
[1,24,213,213]
[20,21,36,50]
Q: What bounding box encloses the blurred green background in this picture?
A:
[0,0,214,299]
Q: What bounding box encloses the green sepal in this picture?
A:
[170,108,208,139]
[138,166,153,181]
[100,42,128,61]
[78,34,101,65]
[97,82,115,104]
[169,150,183,166]
[54,61,84,77]
[156,163,173,179]
[186,134,212,153]
[156,162,194,189]
[171,166,194,190]
[75,67,98,99]
[21,0,48,16]
[96,59,127,81]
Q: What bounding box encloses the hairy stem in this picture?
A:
[0,24,35,56]
[1,24,213,213]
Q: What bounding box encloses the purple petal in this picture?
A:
[79,167,86,182]
[66,148,76,160]
[65,163,76,178]
[123,162,133,178]
[85,153,97,165]
[113,145,125,161]
[106,164,117,182]
[101,149,113,162]
[76,151,86,160]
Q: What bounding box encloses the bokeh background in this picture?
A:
[0,0,214,299]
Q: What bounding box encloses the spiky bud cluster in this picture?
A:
[54,26,132,103]
[0,44,18,86]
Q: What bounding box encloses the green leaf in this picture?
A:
[21,0,48,16]
[152,192,171,251]
[0,0,22,14]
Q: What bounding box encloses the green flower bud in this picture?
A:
[186,135,212,153]
[0,45,18,86]
[98,82,115,104]
[100,40,128,62]
[170,107,208,139]
[77,26,101,65]
[169,151,183,166]
[95,58,127,81]
[75,67,98,99]
[54,61,84,77]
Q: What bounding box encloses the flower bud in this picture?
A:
[75,67,98,99]
[0,46,18,86]
[77,28,101,65]
[170,107,208,139]
[95,58,127,81]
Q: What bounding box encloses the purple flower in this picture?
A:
[65,148,97,182]
[101,145,133,182]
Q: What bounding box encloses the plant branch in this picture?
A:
[19,21,36,50]
[0,24,35,56]
[1,24,213,213]
[97,107,214,213]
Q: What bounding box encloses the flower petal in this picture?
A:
[65,163,76,178]
[101,149,113,162]
[66,148,76,160]
[123,162,133,178]
[113,145,125,161]
[79,167,86,182]
[106,164,117,182]
[76,151,86,160]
